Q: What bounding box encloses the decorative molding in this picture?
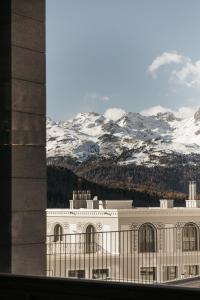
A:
[47,210,118,217]
[96,223,103,232]
[153,223,164,251]
[48,222,67,234]
[157,230,163,251]
[175,222,184,250]
[154,222,164,229]
[82,222,95,232]
[63,222,69,229]
[77,222,83,231]
[129,222,165,251]
[132,231,138,251]
[129,223,139,251]
[118,209,200,217]
[175,222,185,228]
[130,223,140,230]
[129,222,164,230]
[48,222,56,234]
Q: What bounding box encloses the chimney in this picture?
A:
[73,190,77,200]
[87,190,91,200]
[160,199,174,208]
[78,190,81,200]
[186,181,200,208]
[99,200,104,210]
[189,181,197,200]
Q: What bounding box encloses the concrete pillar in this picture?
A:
[0,0,46,275]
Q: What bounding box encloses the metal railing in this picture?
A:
[47,226,200,284]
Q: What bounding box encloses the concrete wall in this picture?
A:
[0,0,46,275]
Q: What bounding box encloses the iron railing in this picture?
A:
[47,226,200,284]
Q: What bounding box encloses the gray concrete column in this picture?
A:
[0,0,46,275]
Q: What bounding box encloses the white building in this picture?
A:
[46,181,200,283]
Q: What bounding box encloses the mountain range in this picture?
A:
[47,108,200,167]
[47,108,200,197]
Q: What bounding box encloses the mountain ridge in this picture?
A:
[47,108,200,167]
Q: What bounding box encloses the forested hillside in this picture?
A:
[74,161,200,196]
[47,166,187,208]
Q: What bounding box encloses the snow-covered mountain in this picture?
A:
[47,108,200,167]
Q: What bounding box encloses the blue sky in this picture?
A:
[46,0,200,120]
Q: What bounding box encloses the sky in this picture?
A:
[46,0,200,121]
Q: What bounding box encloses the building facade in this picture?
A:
[46,181,200,283]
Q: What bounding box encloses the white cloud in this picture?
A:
[100,96,110,102]
[140,105,197,119]
[104,107,126,121]
[175,106,197,119]
[148,51,200,88]
[141,105,172,116]
[148,51,188,75]
[84,92,111,102]
[173,61,200,88]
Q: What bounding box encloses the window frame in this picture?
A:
[85,224,96,253]
[53,224,63,242]
[182,223,198,252]
[138,223,157,253]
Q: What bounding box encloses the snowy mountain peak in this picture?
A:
[47,110,200,166]
[75,111,101,119]
[155,112,179,122]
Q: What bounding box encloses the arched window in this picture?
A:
[139,223,156,253]
[182,223,198,251]
[85,224,96,253]
[54,224,63,242]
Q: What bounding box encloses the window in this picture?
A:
[182,223,198,251]
[54,224,63,242]
[183,265,199,276]
[139,223,156,253]
[163,266,177,281]
[92,269,109,280]
[85,224,96,253]
[140,267,156,281]
[68,270,85,279]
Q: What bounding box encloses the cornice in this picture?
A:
[46,209,118,217]
[118,208,200,217]
[46,208,200,218]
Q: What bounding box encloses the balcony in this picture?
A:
[0,227,200,298]
[46,224,200,284]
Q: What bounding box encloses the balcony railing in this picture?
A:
[47,225,200,284]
